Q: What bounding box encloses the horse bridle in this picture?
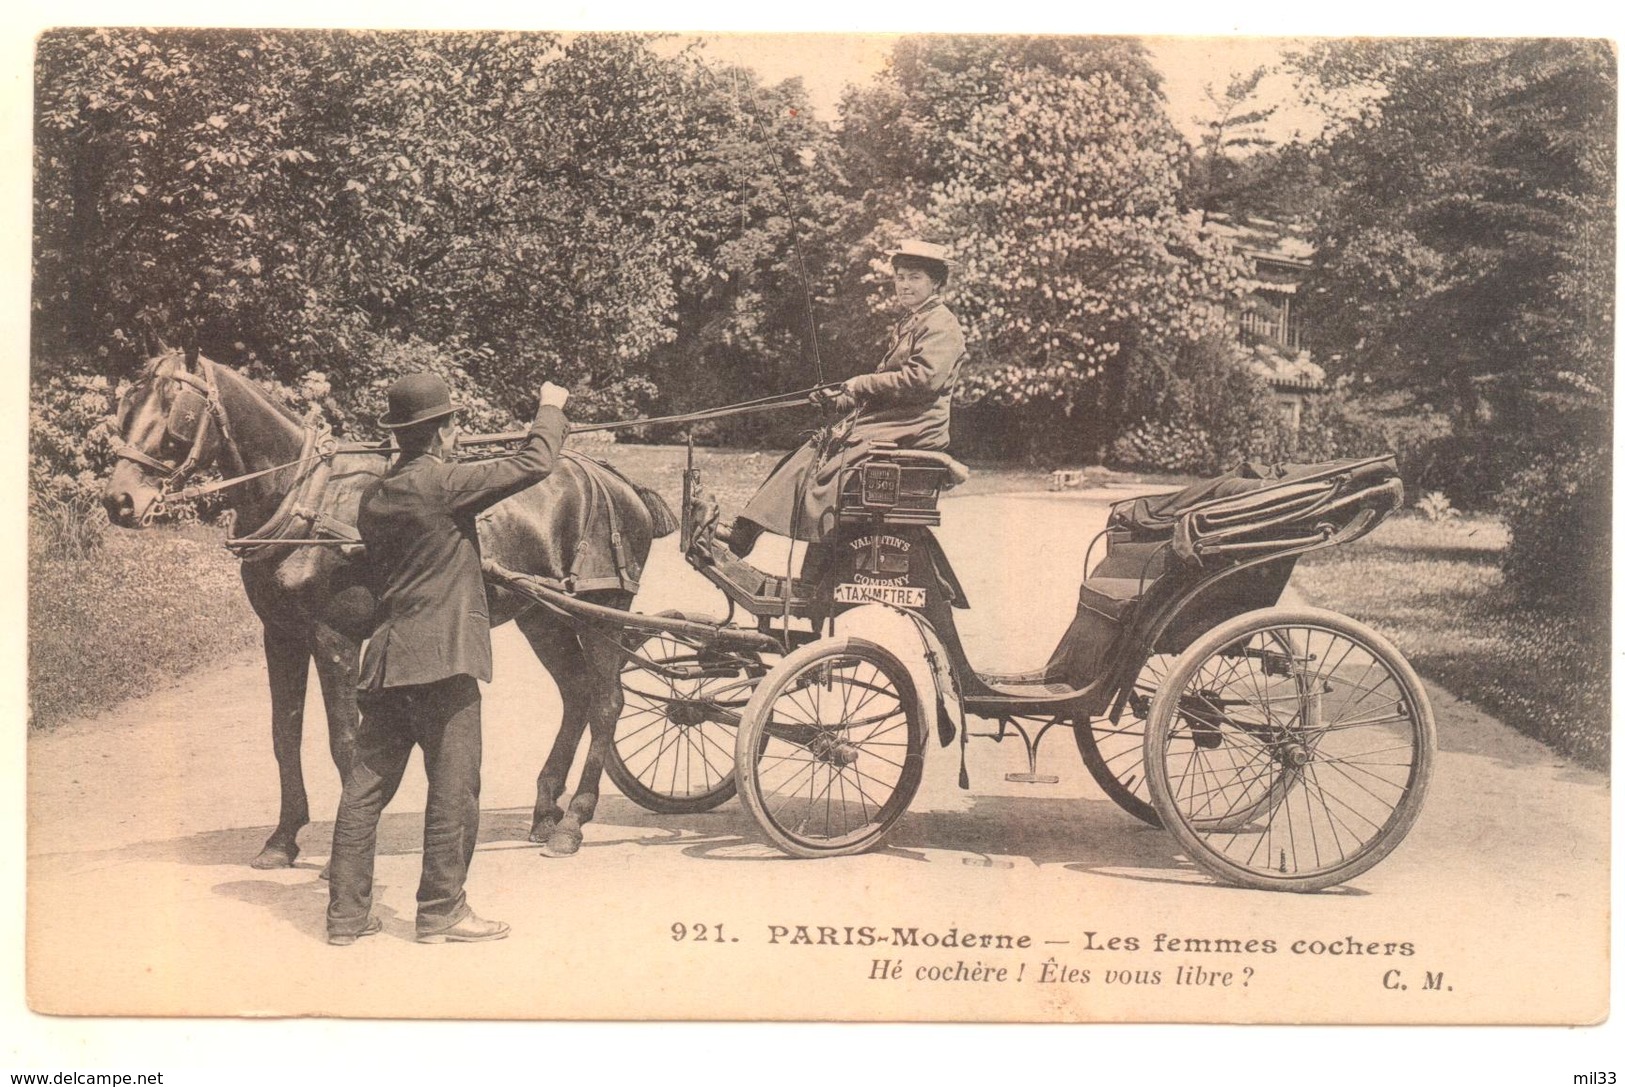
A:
[113,352,363,551]
[114,355,244,507]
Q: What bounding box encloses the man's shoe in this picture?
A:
[328,916,382,946]
[417,913,511,944]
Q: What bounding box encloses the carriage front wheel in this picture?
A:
[1144,607,1435,892]
[735,637,928,858]
[1074,651,1178,827]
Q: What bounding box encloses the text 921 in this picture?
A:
[671,923,731,943]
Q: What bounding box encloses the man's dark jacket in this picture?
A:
[356,406,568,691]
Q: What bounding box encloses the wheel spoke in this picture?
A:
[1145,616,1433,889]
[740,647,923,854]
[610,629,751,810]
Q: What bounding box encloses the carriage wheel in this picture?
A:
[736,637,928,858]
[1073,652,1177,827]
[1145,607,1434,892]
[606,613,766,814]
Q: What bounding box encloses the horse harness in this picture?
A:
[546,450,644,594]
[225,443,644,594]
[218,443,635,587]
[119,367,640,593]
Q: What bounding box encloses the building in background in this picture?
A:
[1209,214,1327,430]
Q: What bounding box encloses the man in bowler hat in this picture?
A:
[327,372,570,945]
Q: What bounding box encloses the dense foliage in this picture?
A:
[1284,39,1614,609]
[32,30,1614,622]
[34,30,843,434]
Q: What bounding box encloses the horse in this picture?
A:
[101,347,676,864]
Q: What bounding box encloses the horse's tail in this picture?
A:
[634,483,678,539]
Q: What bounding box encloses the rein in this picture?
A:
[165,430,338,505]
[120,370,839,560]
[454,383,842,450]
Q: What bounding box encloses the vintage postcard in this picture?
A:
[12,15,1614,1062]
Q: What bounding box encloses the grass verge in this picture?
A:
[1294,513,1608,771]
[28,520,261,729]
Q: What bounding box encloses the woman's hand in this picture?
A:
[811,379,860,414]
[833,384,858,412]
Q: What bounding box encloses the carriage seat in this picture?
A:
[836,446,970,528]
[881,449,972,489]
[1075,577,1146,623]
[1033,576,1148,688]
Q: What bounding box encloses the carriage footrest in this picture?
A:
[981,677,1079,698]
[1005,772,1061,784]
[696,544,817,618]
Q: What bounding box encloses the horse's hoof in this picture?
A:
[538,829,583,858]
[528,821,558,845]
[250,845,297,870]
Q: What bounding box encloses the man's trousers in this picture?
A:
[327,674,482,939]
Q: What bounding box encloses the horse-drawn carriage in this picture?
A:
[106,350,1433,891]
[489,443,1434,893]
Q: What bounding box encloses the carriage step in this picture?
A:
[1006,772,1061,784]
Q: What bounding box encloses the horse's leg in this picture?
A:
[309,624,363,880]
[252,624,313,869]
[311,624,362,782]
[555,619,627,856]
[514,609,590,852]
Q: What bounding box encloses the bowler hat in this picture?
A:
[380,372,459,429]
[888,239,956,265]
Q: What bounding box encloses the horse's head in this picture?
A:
[102,349,230,527]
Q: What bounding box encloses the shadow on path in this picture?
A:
[32,787,1391,902]
[31,793,1203,884]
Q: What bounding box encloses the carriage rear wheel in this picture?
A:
[736,637,928,858]
[1145,607,1434,892]
[606,613,766,814]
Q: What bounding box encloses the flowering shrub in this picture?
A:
[1107,335,1293,474]
[1109,419,1219,475]
[29,372,120,508]
[844,39,1245,435]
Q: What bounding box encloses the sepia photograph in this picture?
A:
[6,3,1618,1081]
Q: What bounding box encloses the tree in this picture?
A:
[628,47,857,443]
[33,29,850,438]
[34,30,341,366]
[836,36,1245,458]
[1188,67,1278,215]
[1288,38,1614,611]
[1290,40,1613,470]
